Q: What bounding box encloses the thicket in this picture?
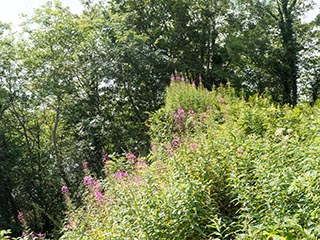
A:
[0,0,319,238]
[60,81,320,239]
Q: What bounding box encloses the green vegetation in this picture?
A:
[61,81,320,239]
[0,0,319,238]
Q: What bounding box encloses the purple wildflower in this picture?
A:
[200,113,207,119]
[83,176,93,187]
[82,161,89,169]
[190,142,198,152]
[137,161,147,167]
[170,73,175,81]
[126,152,137,163]
[93,179,101,190]
[188,109,195,115]
[102,150,109,165]
[61,185,69,194]
[135,177,142,183]
[151,143,156,151]
[37,233,45,238]
[172,138,180,148]
[94,190,103,202]
[174,113,181,123]
[18,211,24,222]
[64,221,74,230]
[136,161,147,170]
[115,171,128,180]
[178,108,186,118]
[158,165,167,171]
[165,146,172,155]
[115,171,122,179]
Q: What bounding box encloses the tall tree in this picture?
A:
[227,0,314,105]
[107,0,231,89]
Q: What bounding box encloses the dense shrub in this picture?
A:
[61,81,320,239]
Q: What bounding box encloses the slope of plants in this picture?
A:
[60,81,320,239]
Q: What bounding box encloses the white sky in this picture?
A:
[303,1,320,23]
[0,0,83,27]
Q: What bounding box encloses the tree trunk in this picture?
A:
[278,0,298,106]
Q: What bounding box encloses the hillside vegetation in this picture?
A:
[60,81,320,239]
[1,1,319,236]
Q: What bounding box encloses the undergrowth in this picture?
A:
[59,80,320,239]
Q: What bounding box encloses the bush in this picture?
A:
[61,81,320,239]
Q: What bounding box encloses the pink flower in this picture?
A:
[170,73,175,81]
[82,161,89,169]
[84,176,93,187]
[200,113,207,119]
[158,165,167,171]
[125,152,137,163]
[61,185,69,194]
[93,179,101,190]
[151,143,156,151]
[190,142,198,151]
[178,108,185,118]
[165,146,172,155]
[37,233,45,238]
[115,171,128,179]
[64,221,74,230]
[174,113,181,123]
[137,161,147,167]
[172,138,180,148]
[136,161,147,170]
[188,109,195,115]
[135,177,142,183]
[102,151,109,164]
[94,190,103,202]
[115,171,122,179]
[18,211,24,222]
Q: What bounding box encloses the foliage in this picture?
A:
[62,81,320,239]
[0,0,319,238]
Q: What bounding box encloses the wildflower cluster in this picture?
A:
[61,185,69,194]
[21,231,45,239]
[170,70,203,86]
[125,152,137,163]
[83,175,106,203]
[17,211,46,239]
[115,170,129,179]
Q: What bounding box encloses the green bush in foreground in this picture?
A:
[61,81,320,239]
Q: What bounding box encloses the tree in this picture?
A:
[107,0,231,89]
[298,12,320,104]
[226,0,315,105]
